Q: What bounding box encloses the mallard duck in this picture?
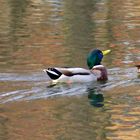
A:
[136,65,140,73]
[43,49,111,84]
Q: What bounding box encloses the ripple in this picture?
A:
[0,66,139,104]
[0,72,46,82]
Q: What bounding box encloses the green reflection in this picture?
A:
[63,0,96,67]
[88,88,104,107]
[9,0,29,49]
[0,0,29,71]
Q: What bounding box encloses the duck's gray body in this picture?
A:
[43,65,106,84]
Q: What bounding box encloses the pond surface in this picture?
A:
[0,0,140,139]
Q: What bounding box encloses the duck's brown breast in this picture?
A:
[92,66,108,81]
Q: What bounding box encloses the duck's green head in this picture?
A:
[87,49,111,69]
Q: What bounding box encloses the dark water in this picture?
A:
[0,0,140,139]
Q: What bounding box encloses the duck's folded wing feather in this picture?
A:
[55,67,91,76]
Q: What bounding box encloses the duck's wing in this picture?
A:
[62,68,91,76]
[43,67,91,80]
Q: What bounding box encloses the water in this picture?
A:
[0,0,140,139]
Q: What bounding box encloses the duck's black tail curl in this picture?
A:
[44,68,62,80]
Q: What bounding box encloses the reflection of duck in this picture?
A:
[43,49,111,84]
[88,89,104,107]
[136,65,140,73]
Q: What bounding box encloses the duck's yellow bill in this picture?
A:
[102,50,111,55]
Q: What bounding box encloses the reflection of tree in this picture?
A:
[6,0,67,70]
[9,0,29,50]
[63,0,95,67]
[0,0,30,71]
[107,0,140,67]
[0,114,9,140]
